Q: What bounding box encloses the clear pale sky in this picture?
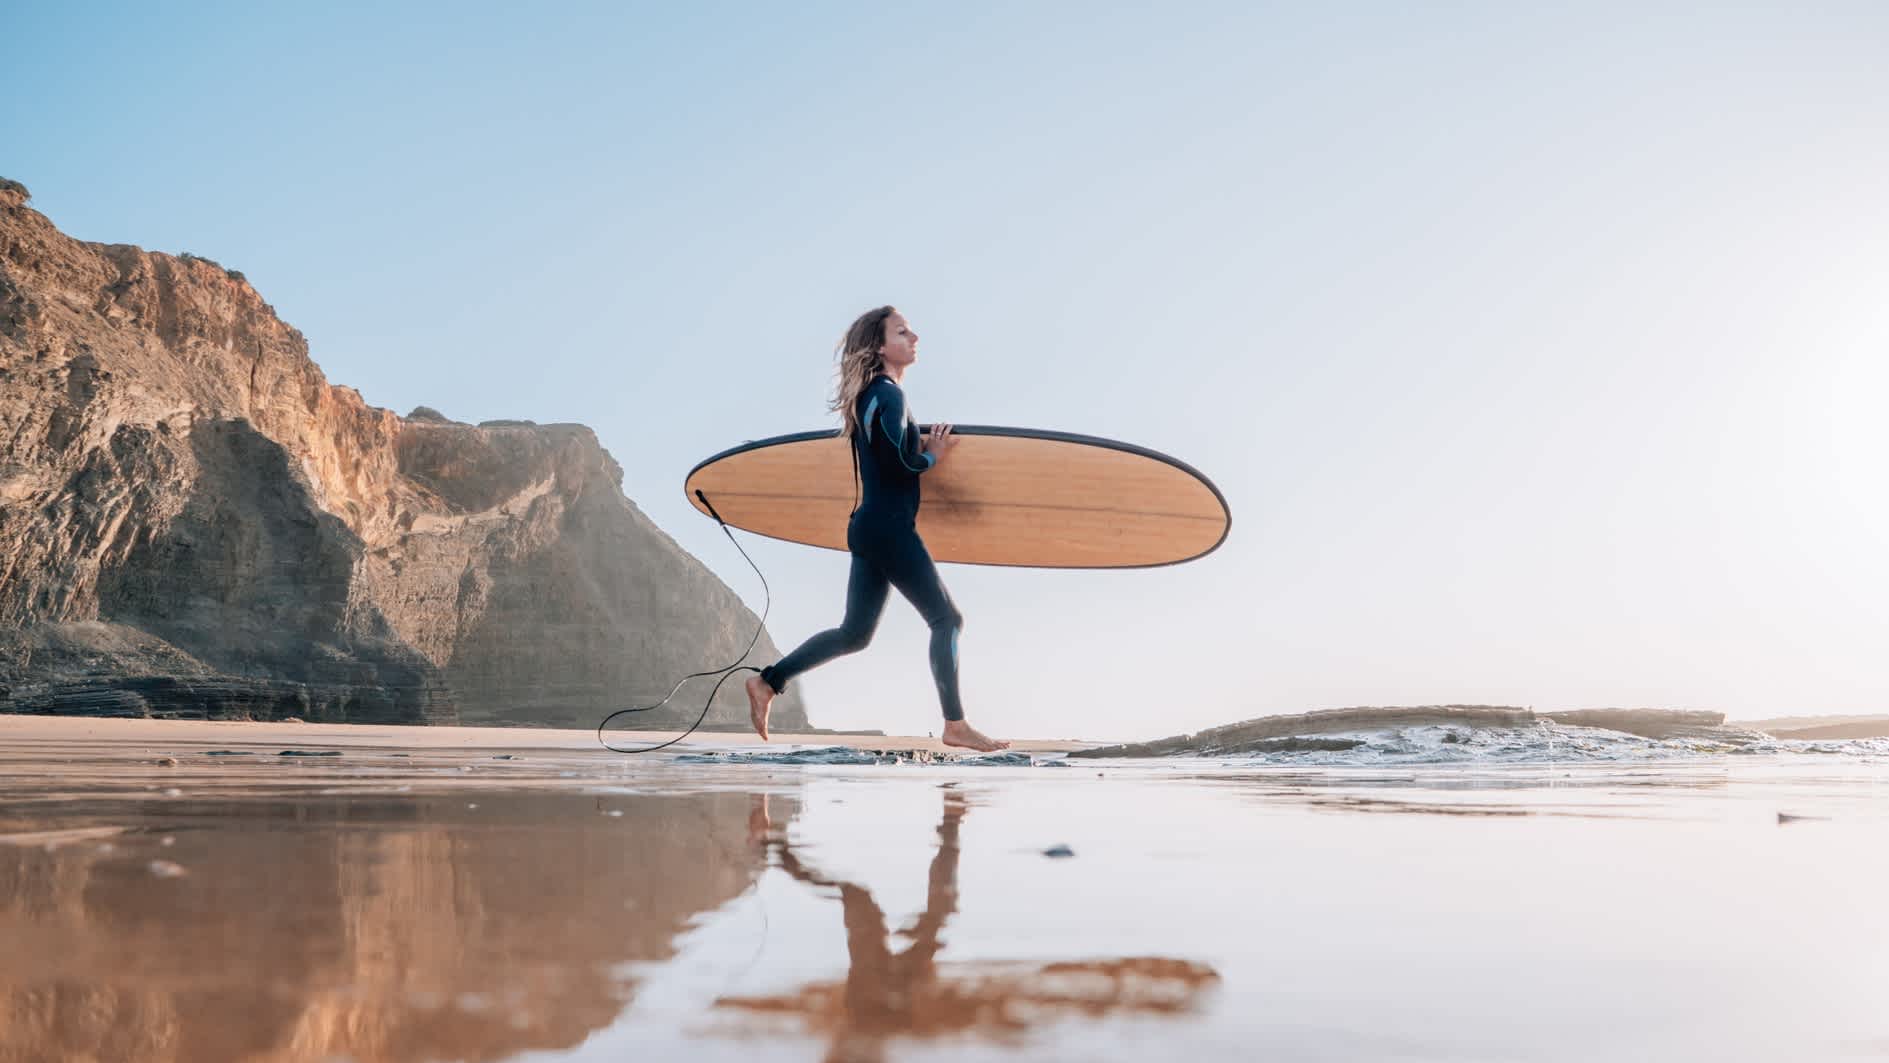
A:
[8,3,1885,741]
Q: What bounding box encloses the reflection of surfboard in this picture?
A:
[683,425,1230,569]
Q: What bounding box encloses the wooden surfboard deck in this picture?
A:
[683,425,1230,569]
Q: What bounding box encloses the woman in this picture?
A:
[744,306,1010,752]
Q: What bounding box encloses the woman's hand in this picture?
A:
[923,422,959,463]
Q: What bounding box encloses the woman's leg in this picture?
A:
[876,532,966,722]
[758,552,890,696]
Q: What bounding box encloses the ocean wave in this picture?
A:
[675,747,1057,767]
[1207,723,1889,766]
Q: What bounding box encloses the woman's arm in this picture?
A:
[865,384,936,474]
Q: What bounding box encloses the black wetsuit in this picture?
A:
[758,373,965,721]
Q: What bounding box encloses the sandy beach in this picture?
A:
[0,714,1098,757]
[5,715,1889,1062]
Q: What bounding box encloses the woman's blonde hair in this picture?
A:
[829,305,897,439]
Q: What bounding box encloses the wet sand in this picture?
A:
[3,716,1888,1062]
[0,714,1098,756]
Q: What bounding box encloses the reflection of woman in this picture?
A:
[733,789,970,1063]
[785,791,964,1037]
[743,306,1008,753]
[727,790,1219,1062]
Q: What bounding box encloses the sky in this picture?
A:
[6,2,1886,741]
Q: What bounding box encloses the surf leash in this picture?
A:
[595,489,770,754]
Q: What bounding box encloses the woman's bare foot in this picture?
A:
[941,719,1010,753]
[744,674,774,741]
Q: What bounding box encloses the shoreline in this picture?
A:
[5,709,1883,760]
[0,714,1100,754]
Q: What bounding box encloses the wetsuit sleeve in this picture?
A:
[865,384,936,474]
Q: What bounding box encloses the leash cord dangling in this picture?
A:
[596,489,769,754]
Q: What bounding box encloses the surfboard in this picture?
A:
[683,425,1229,569]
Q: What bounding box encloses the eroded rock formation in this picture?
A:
[0,182,806,729]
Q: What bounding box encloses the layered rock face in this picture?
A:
[0,184,806,729]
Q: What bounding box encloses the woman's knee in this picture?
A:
[837,622,877,653]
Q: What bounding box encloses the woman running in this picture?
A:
[744,306,1010,752]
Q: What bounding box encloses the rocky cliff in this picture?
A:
[0,181,806,730]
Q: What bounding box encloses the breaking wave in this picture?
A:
[1196,723,1889,766]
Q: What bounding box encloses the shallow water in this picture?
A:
[3,738,1888,1062]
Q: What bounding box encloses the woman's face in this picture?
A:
[880,312,919,368]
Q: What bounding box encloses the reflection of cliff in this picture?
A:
[721,792,1218,1061]
[0,790,791,1062]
